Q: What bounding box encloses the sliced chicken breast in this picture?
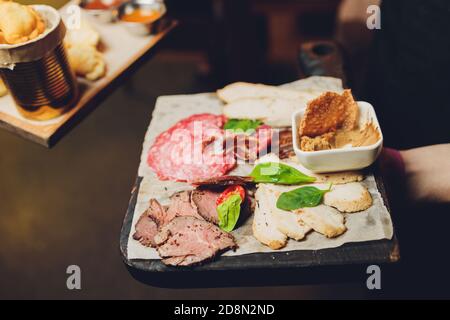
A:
[295,205,347,238]
[263,185,312,241]
[253,185,288,250]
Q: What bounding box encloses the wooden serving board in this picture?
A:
[120,171,400,277]
[0,3,177,147]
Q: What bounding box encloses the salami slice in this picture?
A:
[147,114,236,182]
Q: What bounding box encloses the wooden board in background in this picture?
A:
[0,3,177,147]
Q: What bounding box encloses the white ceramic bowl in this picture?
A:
[291,101,383,173]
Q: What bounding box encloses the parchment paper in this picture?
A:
[127,78,393,260]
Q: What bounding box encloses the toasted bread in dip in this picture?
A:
[299,90,359,138]
[298,90,382,151]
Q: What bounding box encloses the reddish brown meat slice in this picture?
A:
[191,189,221,224]
[223,125,273,162]
[192,176,254,188]
[134,191,207,248]
[133,199,166,247]
[274,128,295,159]
[165,191,204,221]
[154,216,237,266]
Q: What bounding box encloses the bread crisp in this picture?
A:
[299,89,359,138]
[324,182,373,213]
[65,19,106,81]
[341,90,359,131]
[67,44,106,81]
[0,2,46,45]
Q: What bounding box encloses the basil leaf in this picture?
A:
[276,186,331,211]
[250,162,316,185]
[217,194,242,232]
[224,119,263,133]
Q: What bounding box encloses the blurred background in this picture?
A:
[21,0,380,88]
[0,0,417,300]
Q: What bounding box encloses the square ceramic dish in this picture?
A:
[292,101,383,173]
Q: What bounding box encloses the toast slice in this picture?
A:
[223,97,309,127]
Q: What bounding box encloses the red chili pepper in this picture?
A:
[216,185,246,206]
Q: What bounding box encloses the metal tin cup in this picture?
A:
[0,5,78,121]
[118,0,167,36]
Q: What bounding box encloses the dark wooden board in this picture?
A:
[120,171,399,274]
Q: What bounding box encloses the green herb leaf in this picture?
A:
[250,162,316,185]
[276,186,331,211]
[217,194,242,232]
[224,119,263,133]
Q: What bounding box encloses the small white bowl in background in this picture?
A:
[291,101,383,173]
[118,0,167,36]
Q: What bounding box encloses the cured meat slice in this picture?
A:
[226,125,273,162]
[276,128,295,159]
[147,114,236,182]
[133,199,167,247]
[133,214,158,247]
[154,216,237,266]
[191,189,221,224]
[165,191,203,221]
[192,175,254,188]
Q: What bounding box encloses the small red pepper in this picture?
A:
[216,185,246,206]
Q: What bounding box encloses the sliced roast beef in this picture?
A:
[133,199,166,247]
[191,189,221,224]
[154,216,237,266]
[134,191,207,248]
[192,175,254,188]
[165,191,204,221]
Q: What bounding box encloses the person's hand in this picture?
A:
[400,144,450,203]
